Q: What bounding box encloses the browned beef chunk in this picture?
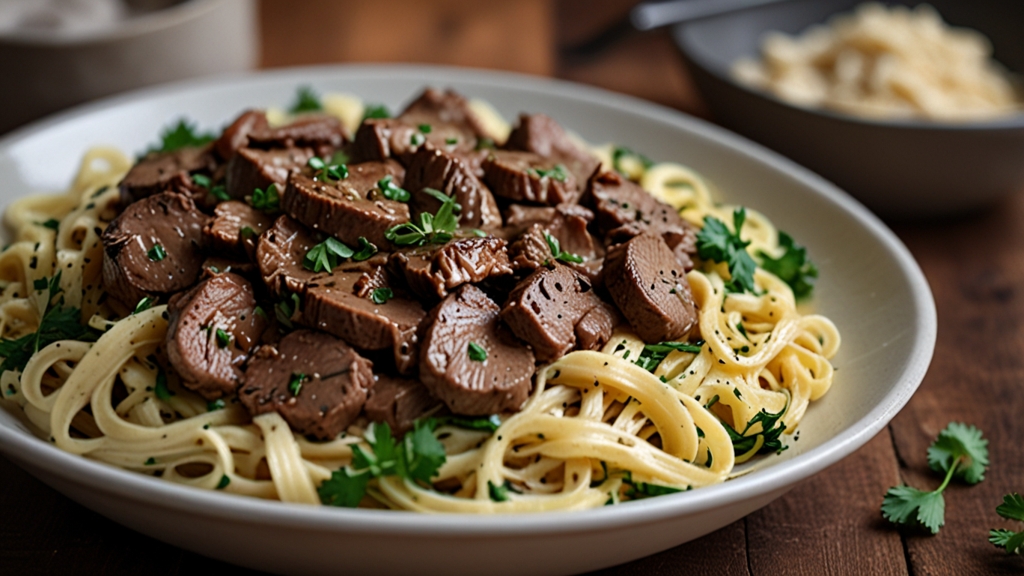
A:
[256,215,320,296]
[503,204,556,237]
[165,273,268,400]
[482,151,582,206]
[101,192,208,307]
[203,200,274,261]
[399,88,494,140]
[390,237,512,301]
[583,171,697,270]
[353,119,477,165]
[575,301,620,351]
[303,262,426,374]
[505,113,600,184]
[404,147,501,230]
[247,114,346,152]
[118,146,217,205]
[602,233,697,343]
[226,146,314,201]
[500,264,608,361]
[281,162,408,250]
[214,110,269,161]
[364,375,439,435]
[239,329,373,440]
[507,204,599,272]
[201,257,255,278]
[421,285,535,415]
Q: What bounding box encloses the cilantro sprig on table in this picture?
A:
[318,419,446,507]
[695,208,757,294]
[0,272,98,377]
[881,422,989,534]
[990,493,1024,554]
[759,232,818,299]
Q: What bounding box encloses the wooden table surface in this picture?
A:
[2,1,1022,574]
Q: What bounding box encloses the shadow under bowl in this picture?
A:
[673,0,1024,220]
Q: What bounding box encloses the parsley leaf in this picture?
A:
[302,237,356,273]
[544,232,584,264]
[0,272,97,377]
[926,422,989,485]
[38,219,59,231]
[215,328,231,349]
[488,480,509,502]
[370,287,393,305]
[147,243,166,262]
[611,146,653,177]
[989,493,1024,554]
[133,296,156,315]
[378,175,410,202]
[249,184,280,213]
[289,86,322,113]
[881,422,988,534]
[633,340,704,372]
[319,419,447,507]
[308,156,348,181]
[351,237,378,261]
[722,405,788,456]
[759,232,818,299]
[289,372,306,396]
[384,188,461,247]
[696,208,758,294]
[528,164,569,182]
[621,471,687,499]
[274,292,301,329]
[467,342,487,362]
[149,119,216,153]
[154,369,173,400]
[362,104,391,120]
[434,414,502,433]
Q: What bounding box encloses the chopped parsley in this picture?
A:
[38,219,59,231]
[351,237,378,261]
[147,243,167,262]
[308,156,348,181]
[145,457,156,466]
[249,184,280,213]
[410,132,425,147]
[318,419,446,507]
[467,342,487,362]
[362,104,391,120]
[275,292,301,329]
[695,208,757,294]
[445,137,458,145]
[289,85,323,113]
[611,146,653,177]
[544,232,583,264]
[240,226,256,240]
[723,405,787,457]
[191,173,229,202]
[418,124,432,134]
[989,493,1024,554]
[385,188,461,246]
[378,174,410,202]
[528,164,569,182]
[759,231,818,299]
[488,480,510,502]
[215,328,231,349]
[216,475,231,490]
[0,272,98,377]
[147,119,216,154]
[303,237,355,273]
[133,296,157,315]
[434,414,502,433]
[621,471,686,499]
[288,373,306,396]
[154,369,173,400]
[370,287,393,305]
[207,399,225,411]
[633,341,703,372]
[882,422,988,534]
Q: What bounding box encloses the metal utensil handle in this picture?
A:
[631,0,790,30]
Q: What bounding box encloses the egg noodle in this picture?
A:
[0,97,839,512]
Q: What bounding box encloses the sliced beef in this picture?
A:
[226,146,314,201]
[364,375,439,435]
[575,301,620,351]
[201,256,255,278]
[507,203,599,273]
[503,204,556,237]
[101,192,209,307]
[500,264,608,361]
[118,146,217,205]
[203,200,274,261]
[214,110,269,161]
[421,285,535,415]
[505,113,600,184]
[404,147,501,230]
[303,262,426,374]
[281,162,408,249]
[482,151,582,206]
[353,118,481,165]
[247,114,346,153]
[399,88,494,141]
[602,232,698,343]
[239,329,373,440]
[584,170,697,270]
[390,236,512,301]
[256,215,320,296]
[165,273,268,400]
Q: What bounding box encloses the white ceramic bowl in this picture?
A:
[0,0,258,134]
[0,65,936,576]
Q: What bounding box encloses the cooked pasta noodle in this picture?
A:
[0,95,839,513]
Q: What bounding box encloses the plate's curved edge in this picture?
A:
[0,63,937,536]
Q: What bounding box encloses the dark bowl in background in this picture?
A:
[672,0,1024,219]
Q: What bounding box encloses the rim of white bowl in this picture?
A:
[0,63,937,536]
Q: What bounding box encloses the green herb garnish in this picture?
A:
[215,328,231,349]
[38,219,59,231]
[275,292,301,329]
[528,164,569,182]
[633,341,703,372]
[216,475,231,490]
[488,480,510,502]
[362,104,391,120]
[611,146,653,177]
[722,405,787,456]
[989,493,1024,554]
[370,287,393,305]
[250,184,280,213]
[543,231,583,264]
[695,208,757,294]
[384,188,461,247]
[147,243,167,262]
[434,414,502,433]
[133,296,156,315]
[303,237,356,273]
[759,232,818,299]
[289,86,323,113]
[308,156,348,181]
[418,124,432,134]
[378,174,410,202]
[148,119,216,154]
[207,399,225,412]
[154,369,173,400]
[467,342,487,362]
[289,372,306,396]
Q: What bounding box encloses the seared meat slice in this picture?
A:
[421,285,535,415]
[101,192,209,307]
[575,301,620,351]
[247,114,347,152]
[602,233,697,343]
[390,236,513,301]
[226,146,314,201]
[303,262,427,374]
[166,273,268,400]
[118,146,217,205]
[353,119,476,165]
[203,200,274,261]
[256,215,320,296]
[482,151,582,206]
[399,88,495,141]
[500,264,610,361]
[507,203,600,273]
[404,147,501,230]
[502,204,556,237]
[281,162,408,249]
[214,110,269,161]
[364,375,439,435]
[583,171,697,270]
[240,329,373,440]
[505,113,600,184]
